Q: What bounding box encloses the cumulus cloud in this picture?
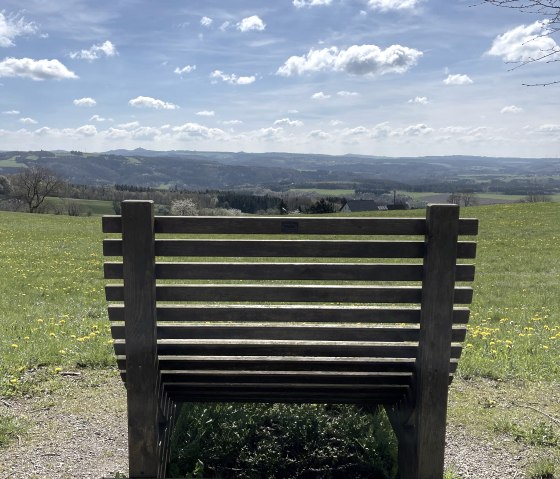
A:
[0,12,38,47]
[117,121,140,130]
[69,40,118,61]
[237,16,266,32]
[337,90,359,97]
[210,70,256,85]
[408,96,428,104]
[90,114,108,122]
[200,16,213,27]
[400,123,433,136]
[0,57,78,80]
[274,118,304,127]
[34,124,98,138]
[368,0,421,11]
[293,0,332,8]
[73,97,96,107]
[172,122,225,139]
[196,110,215,116]
[128,96,179,109]
[487,20,560,63]
[308,129,331,139]
[443,74,473,85]
[501,105,523,114]
[2,109,19,115]
[174,64,196,75]
[311,91,331,100]
[536,124,560,133]
[223,119,243,125]
[277,44,422,76]
[19,117,37,124]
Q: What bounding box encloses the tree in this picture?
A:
[11,166,65,213]
[484,1,560,85]
[170,198,198,216]
[0,175,12,195]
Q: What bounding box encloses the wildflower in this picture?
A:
[10,344,18,348]
[54,367,62,373]
[59,349,66,355]
[10,378,18,384]
[23,336,30,340]
[49,332,56,338]
[37,319,44,323]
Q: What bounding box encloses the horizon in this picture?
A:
[1,1,559,157]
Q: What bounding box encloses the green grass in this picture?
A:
[287,188,355,197]
[45,197,115,215]
[0,211,114,396]
[0,201,559,391]
[0,156,25,168]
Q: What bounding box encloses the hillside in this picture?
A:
[1,150,559,193]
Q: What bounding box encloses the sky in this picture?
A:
[0,0,559,157]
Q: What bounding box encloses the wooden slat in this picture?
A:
[103,238,477,259]
[117,355,459,374]
[102,215,479,236]
[108,304,471,324]
[113,339,463,358]
[110,324,467,343]
[159,371,413,385]
[105,284,473,304]
[104,262,476,282]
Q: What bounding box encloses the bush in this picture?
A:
[168,403,397,478]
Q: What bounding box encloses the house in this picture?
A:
[340,200,409,213]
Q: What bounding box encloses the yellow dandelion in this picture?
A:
[37,319,44,323]
[10,378,18,384]
[49,332,56,338]
[54,367,62,373]
[24,336,30,340]
[11,343,18,348]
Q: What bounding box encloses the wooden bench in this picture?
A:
[102,200,478,479]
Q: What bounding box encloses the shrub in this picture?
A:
[168,403,397,479]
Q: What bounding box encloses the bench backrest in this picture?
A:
[103,201,477,403]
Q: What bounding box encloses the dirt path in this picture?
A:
[0,372,550,478]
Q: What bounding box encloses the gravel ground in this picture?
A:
[0,373,534,479]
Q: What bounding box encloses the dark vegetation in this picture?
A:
[168,403,397,479]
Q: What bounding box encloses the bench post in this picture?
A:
[122,200,160,479]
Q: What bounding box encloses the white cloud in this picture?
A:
[293,0,332,8]
[220,21,231,31]
[408,96,428,104]
[400,123,433,136]
[196,110,215,116]
[200,16,213,27]
[288,109,299,114]
[172,122,226,139]
[308,129,331,139]
[174,64,196,75]
[117,121,140,129]
[311,91,331,100]
[210,70,256,85]
[237,16,266,32]
[501,105,523,114]
[368,0,420,11]
[443,74,473,85]
[19,117,37,124]
[337,90,359,97]
[222,119,243,125]
[254,127,284,141]
[274,118,304,127]
[277,44,422,76]
[2,109,19,115]
[537,124,560,133]
[0,57,78,80]
[73,97,96,107]
[90,114,110,122]
[34,124,98,138]
[330,119,343,126]
[128,96,179,109]
[69,40,118,61]
[487,20,560,63]
[0,12,38,47]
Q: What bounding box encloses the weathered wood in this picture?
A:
[102,215,479,235]
[113,339,463,358]
[105,284,473,304]
[110,323,467,343]
[413,204,460,479]
[103,238,477,259]
[108,304,471,324]
[102,202,478,479]
[121,200,159,478]
[104,261,476,282]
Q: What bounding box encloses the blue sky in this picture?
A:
[0,0,559,156]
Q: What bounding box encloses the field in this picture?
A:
[0,202,559,475]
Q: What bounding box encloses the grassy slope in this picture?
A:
[1,202,558,391]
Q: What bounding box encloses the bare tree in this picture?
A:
[11,166,65,213]
[483,0,560,85]
[0,175,12,195]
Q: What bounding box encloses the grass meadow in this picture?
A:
[0,202,558,475]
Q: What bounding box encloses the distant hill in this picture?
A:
[1,149,559,193]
